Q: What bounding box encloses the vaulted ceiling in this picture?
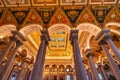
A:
[0,0,120,62]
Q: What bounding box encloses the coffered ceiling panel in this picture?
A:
[3,0,30,7]
[32,0,58,6]
[60,0,87,5]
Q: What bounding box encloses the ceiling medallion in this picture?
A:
[83,13,89,19]
[111,13,116,19]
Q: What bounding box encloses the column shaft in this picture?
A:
[0,41,22,80]
[29,40,45,80]
[88,55,100,80]
[70,30,87,80]
[107,39,120,62]
[30,30,50,80]
[16,58,30,80]
[101,44,120,79]
[86,70,92,80]
[98,63,108,80]
[0,40,14,65]
[86,49,100,80]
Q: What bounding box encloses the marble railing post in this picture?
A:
[70,30,87,80]
[30,30,50,80]
[0,31,26,80]
[96,29,120,62]
[16,58,31,80]
[85,49,100,80]
[98,63,108,80]
[98,40,120,79]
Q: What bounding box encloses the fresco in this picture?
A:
[4,0,30,6]
[61,0,87,5]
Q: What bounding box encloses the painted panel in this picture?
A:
[32,0,58,6]
[60,0,87,5]
[4,0,30,7]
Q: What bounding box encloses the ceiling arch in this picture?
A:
[76,23,101,36]
[105,22,120,36]
[19,24,43,37]
[0,24,16,38]
[48,23,71,34]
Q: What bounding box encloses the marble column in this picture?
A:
[0,31,26,80]
[70,30,87,80]
[0,36,15,65]
[98,63,108,80]
[96,29,120,62]
[0,40,22,80]
[86,69,92,80]
[30,30,50,80]
[99,40,120,80]
[16,58,31,80]
[85,49,100,80]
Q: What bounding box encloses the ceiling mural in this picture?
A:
[61,0,87,5]
[3,0,30,7]
[9,8,30,26]
[23,8,43,25]
[0,10,17,26]
[36,7,56,25]
[32,0,58,6]
[63,6,84,24]
[76,7,99,26]
[105,7,120,23]
[49,8,71,26]
[90,5,112,25]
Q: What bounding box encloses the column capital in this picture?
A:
[98,39,107,46]
[11,30,26,43]
[95,29,110,41]
[85,49,93,58]
[40,30,50,42]
[69,29,79,42]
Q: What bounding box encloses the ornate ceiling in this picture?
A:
[0,0,120,61]
[0,0,119,7]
